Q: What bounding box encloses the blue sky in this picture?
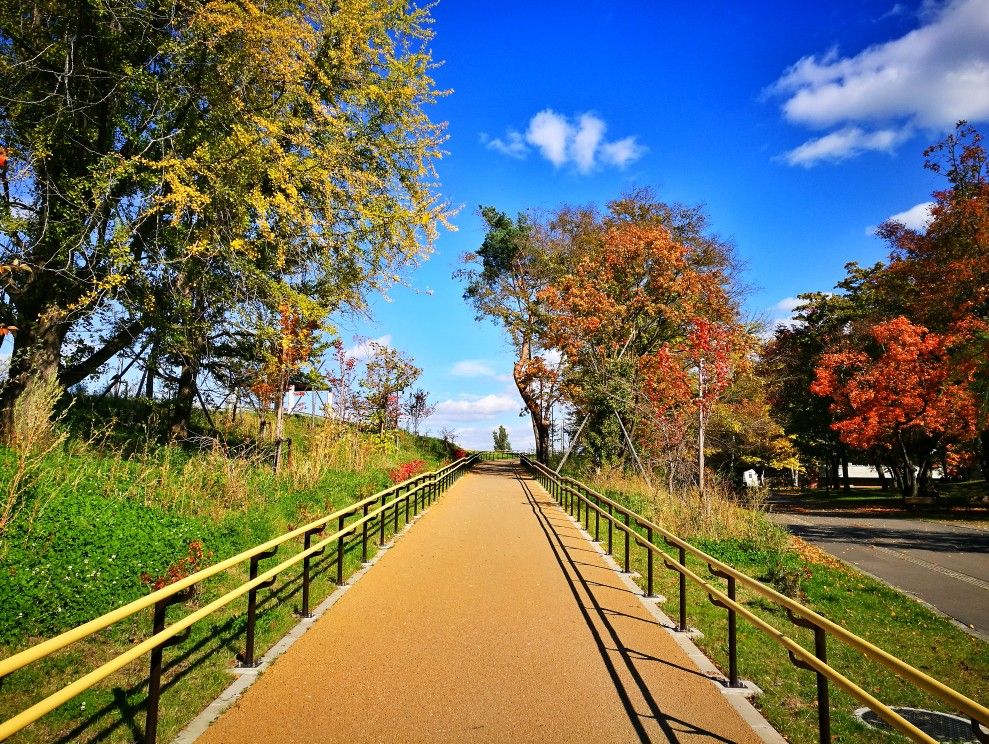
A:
[340,0,989,451]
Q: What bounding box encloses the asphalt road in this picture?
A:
[769,506,989,639]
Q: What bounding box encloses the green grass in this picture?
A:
[552,482,989,744]
[0,398,458,743]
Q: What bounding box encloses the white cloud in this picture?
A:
[345,334,391,360]
[451,359,498,377]
[600,136,647,168]
[526,110,573,166]
[433,421,535,452]
[782,126,910,166]
[775,296,803,313]
[866,200,935,234]
[434,394,520,420]
[540,348,562,369]
[769,0,989,165]
[481,130,528,159]
[887,200,936,230]
[449,359,512,383]
[487,109,646,173]
[572,113,606,172]
[876,3,907,20]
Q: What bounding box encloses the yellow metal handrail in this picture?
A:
[0,455,478,742]
[521,455,989,744]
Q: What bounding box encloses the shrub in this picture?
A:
[389,459,426,483]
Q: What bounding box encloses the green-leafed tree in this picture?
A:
[492,425,511,452]
[456,207,566,463]
[0,0,449,441]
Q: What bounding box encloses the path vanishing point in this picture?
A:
[185,460,780,743]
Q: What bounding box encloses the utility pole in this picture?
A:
[698,358,706,498]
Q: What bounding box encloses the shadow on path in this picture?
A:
[515,469,735,744]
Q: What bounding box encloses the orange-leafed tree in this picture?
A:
[541,191,747,485]
[811,316,978,498]
[878,122,989,474]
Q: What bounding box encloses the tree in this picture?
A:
[326,339,359,425]
[492,425,511,452]
[707,369,800,485]
[249,305,321,443]
[811,317,978,497]
[540,191,747,487]
[0,0,449,441]
[359,342,421,435]
[403,388,436,437]
[457,207,563,463]
[761,263,896,492]
[877,122,989,474]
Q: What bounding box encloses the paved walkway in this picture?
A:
[195,461,765,743]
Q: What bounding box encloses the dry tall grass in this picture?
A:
[586,465,787,551]
[2,377,68,534]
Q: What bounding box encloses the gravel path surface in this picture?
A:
[195,461,763,743]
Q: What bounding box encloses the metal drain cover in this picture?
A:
[856,707,980,742]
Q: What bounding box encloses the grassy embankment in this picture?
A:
[0,395,455,743]
[566,466,989,744]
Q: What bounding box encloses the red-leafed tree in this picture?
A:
[811,316,978,498]
[877,122,989,474]
[251,304,320,443]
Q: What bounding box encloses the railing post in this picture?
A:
[336,513,346,585]
[607,503,613,555]
[728,576,739,686]
[678,546,688,631]
[646,526,655,598]
[144,589,192,744]
[241,547,278,668]
[786,610,831,744]
[404,483,411,525]
[393,486,401,532]
[361,502,370,562]
[302,525,326,617]
[576,485,582,522]
[583,487,590,532]
[594,495,600,542]
[379,492,387,546]
[709,565,742,688]
[623,513,630,573]
[814,627,831,743]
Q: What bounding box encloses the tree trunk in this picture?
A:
[896,430,918,499]
[874,459,889,491]
[841,448,851,494]
[513,338,551,464]
[169,357,198,440]
[144,342,157,399]
[979,429,989,481]
[0,318,68,444]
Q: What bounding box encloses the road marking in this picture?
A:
[870,545,989,592]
